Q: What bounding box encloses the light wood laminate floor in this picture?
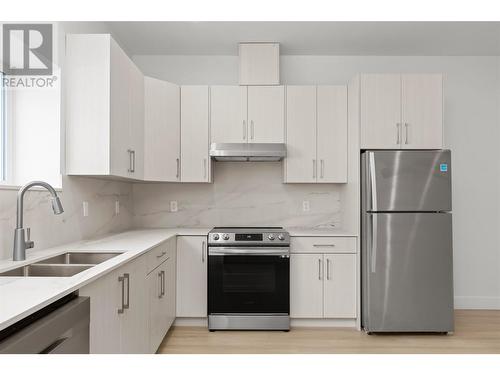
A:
[158,310,500,354]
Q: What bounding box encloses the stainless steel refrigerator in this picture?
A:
[361,150,454,333]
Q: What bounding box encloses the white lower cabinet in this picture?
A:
[290,252,357,319]
[176,236,207,317]
[147,241,176,352]
[79,239,177,354]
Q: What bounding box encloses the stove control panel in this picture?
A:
[209,231,290,245]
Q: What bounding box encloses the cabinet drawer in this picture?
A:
[146,238,176,274]
[290,236,356,254]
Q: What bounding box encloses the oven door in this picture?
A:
[208,247,290,315]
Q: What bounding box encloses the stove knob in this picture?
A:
[222,234,230,240]
[268,234,275,241]
[278,234,285,241]
[213,234,220,240]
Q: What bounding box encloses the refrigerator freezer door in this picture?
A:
[362,212,454,332]
[363,150,452,212]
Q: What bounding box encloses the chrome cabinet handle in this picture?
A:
[326,258,331,280]
[117,275,125,314]
[320,160,324,179]
[405,122,409,144]
[202,240,206,263]
[131,150,135,173]
[242,120,246,140]
[203,159,207,179]
[318,258,322,280]
[127,149,132,172]
[313,159,316,179]
[157,271,162,298]
[161,270,166,297]
[313,244,336,248]
[396,123,401,145]
[176,158,180,179]
[123,273,130,310]
[250,120,254,140]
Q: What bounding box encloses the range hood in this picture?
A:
[210,143,286,162]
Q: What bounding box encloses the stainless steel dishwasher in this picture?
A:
[0,293,90,354]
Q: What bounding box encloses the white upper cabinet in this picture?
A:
[66,34,144,179]
[401,74,443,149]
[285,85,348,183]
[239,43,280,85]
[144,77,180,181]
[360,74,443,149]
[285,86,317,183]
[180,86,211,183]
[317,86,348,183]
[247,86,285,143]
[210,86,248,143]
[360,74,402,149]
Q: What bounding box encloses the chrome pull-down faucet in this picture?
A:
[13,181,64,261]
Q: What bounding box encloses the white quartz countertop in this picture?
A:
[285,227,358,237]
[0,228,210,331]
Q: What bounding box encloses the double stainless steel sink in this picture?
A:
[0,252,123,277]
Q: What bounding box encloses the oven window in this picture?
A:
[208,254,289,314]
[223,263,276,293]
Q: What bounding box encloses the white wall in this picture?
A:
[133,54,500,309]
[0,22,134,260]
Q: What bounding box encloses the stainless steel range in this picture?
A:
[207,227,290,331]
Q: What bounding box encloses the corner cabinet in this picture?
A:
[210,85,285,144]
[66,34,144,179]
[360,74,443,149]
[144,76,181,182]
[284,85,348,183]
[180,86,211,182]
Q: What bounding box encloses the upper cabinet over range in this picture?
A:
[210,86,285,144]
[66,34,145,179]
[360,74,443,149]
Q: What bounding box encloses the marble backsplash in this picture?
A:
[0,176,133,260]
[132,162,343,229]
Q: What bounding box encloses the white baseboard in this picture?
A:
[454,296,500,309]
[291,318,357,328]
[174,317,208,327]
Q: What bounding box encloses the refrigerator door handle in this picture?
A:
[370,214,378,273]
[368,152,378,211]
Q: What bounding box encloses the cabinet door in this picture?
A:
[144,77,180,181]
[247,86,285,143]
[285,86,317,183]
[176,236,207,317]
[109,39,131,178]
[323,254,356,318]
[210,86,248,143]
[180,86,211,182]
[79,268,122,354]
[317,86,348,183]
[401,74,443,149]
[164,239,177,330]
[148,265,165,353]
[128,62,144,180]
[290,254,323,318]
[360,74,402,149]
[119,257,148,354]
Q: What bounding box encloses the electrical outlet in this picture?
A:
[170,201,178,212]
[302,200,310,212]
[82,201,89,217]
[115,200,120,215]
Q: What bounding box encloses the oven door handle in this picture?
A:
[208,247,290,256]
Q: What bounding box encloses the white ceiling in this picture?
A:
[107,21,500,56]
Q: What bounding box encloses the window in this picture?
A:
[0,71,5,182]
